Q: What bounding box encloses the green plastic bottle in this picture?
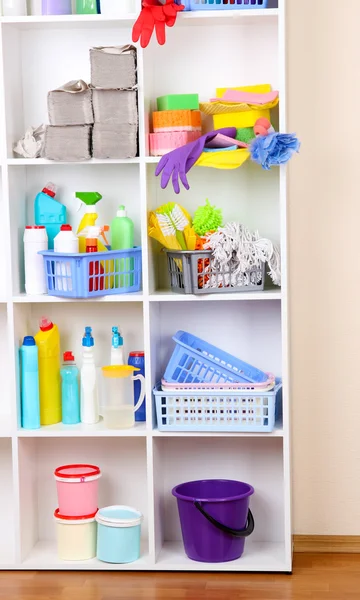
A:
[111,205,134,289]
[75,0,98,14]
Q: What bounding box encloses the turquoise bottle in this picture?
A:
[34,183,66,250]
[20,336,40,430]
[60,352,80,425]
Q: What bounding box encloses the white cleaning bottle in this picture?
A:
[80,326,99,424]
[111,326,125,366]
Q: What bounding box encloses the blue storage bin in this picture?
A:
[154,381,282,432]
[96,506,143,564]
[39,248,142,299]
[176,0,267,10]
[164,330,269,385]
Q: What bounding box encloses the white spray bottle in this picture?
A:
[80,326,99,424]
[111,326,125,366]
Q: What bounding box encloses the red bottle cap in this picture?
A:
[63,351,75,362]
[39,317,53,332]
[42,187,56,198]
[26,225,45,229]
[129,351,144,357]
[60,225,72,231]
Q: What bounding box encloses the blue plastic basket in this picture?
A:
[164,331,269,385]
[154,381,282,432]
[39,248,142,299]
[178,0,268,10]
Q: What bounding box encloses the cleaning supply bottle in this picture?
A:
[20,336,40,430]
[110,205,134,287]
[111,327,124,365]
[2,0,27,15]
[54,225,79,292]
[35,317,61,425]
[75,0,98,13]
[23,225,48,295]
[81,327,99,424]
[85,226,105,293]
[61,352,80,425]
[128,351,146,422]
[34,183,66,250]
[42,0,72,14]
[75,192,106,253]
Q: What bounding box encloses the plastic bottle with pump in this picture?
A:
[61,352,80,425]
[111,327,125,365]
[110,205,134,287]
[34,183,66,249]
[20,336,40,430]
[35,317,61,425]
[80,327,99,424]
[75,192,108,253]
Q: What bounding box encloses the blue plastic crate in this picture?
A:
[164,331,269,385]
[39,247,142,299]
[177,0,268,10]
[154,381,282,432]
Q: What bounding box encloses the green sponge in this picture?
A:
[236,127,256,144]
[193,199,223,236]
[157,94,199,112]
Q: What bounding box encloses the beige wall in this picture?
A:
[288,0,360,534]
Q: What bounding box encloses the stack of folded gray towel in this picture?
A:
[44,44,138,161]
[91,45,138,159]
[45,79,93,161]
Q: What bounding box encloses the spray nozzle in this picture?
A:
[75,192,102,214]
[78,225,110,246]
[112,326,123,349]
[82,326,94,348]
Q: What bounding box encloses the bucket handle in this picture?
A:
[194,501,254,538]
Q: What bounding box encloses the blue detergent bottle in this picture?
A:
[34,182,66,250]
[20,336,40,430]
[61,351,80,425]
[128,351,146,422]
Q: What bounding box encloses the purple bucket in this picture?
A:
[172,479,254,563]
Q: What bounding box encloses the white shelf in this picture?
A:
[12,293,144,303]
[7,158,141,166]
[156,541,288,572]
[152,427,283,437]
[149,290,282,302]
[21,540,150,570]
[17,421,147,437]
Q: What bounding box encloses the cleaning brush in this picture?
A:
[155,203,190,250]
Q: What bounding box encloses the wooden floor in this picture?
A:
[0,554,359,599]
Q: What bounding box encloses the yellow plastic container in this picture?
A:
[214,84,271,129]
[35,317,61,425]
[54,509,97,561]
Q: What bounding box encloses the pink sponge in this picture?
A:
[149,131,201,157]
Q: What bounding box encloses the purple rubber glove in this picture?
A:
[155,127,237,194]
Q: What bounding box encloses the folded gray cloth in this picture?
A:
[90,45,136,90]
[48,80,94,126]
[92,90,137,125]
[44,125,92,161]
[92,123,137,159]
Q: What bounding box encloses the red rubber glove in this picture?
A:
[132,0,184,49]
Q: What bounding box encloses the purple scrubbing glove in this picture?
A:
[155,127,237,193]
[250,132,300,170]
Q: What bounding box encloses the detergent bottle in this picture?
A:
[34,183,66,250]
[61,352,80,425]
[35,317,61,425]
[110,205,134,287]
[81,326,99,424]
[75,192,107,253]
[20,336,40,430]
[111,326,125,365]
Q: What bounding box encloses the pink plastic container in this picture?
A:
[54,464,101,517]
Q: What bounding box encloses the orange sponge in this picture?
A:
[153,110,201,133]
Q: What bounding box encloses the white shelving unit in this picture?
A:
[0,1,292,572]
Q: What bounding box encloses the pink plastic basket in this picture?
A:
[161,373,275,392]
[54,464,101,517]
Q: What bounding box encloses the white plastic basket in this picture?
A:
[154,381,282,433]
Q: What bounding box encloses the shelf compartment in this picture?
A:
[18,421,147,438]
[8,164,141,296]
[151,436,286,571]
[0,439,15,565]
[12,293,144,303]
[18,437,149,564]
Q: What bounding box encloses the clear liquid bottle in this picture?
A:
[61,352,80,425]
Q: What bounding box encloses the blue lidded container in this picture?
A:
[128,352,145,422]
[96,506,143,564]
[60,352,80,425]
[20,336,40,430]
